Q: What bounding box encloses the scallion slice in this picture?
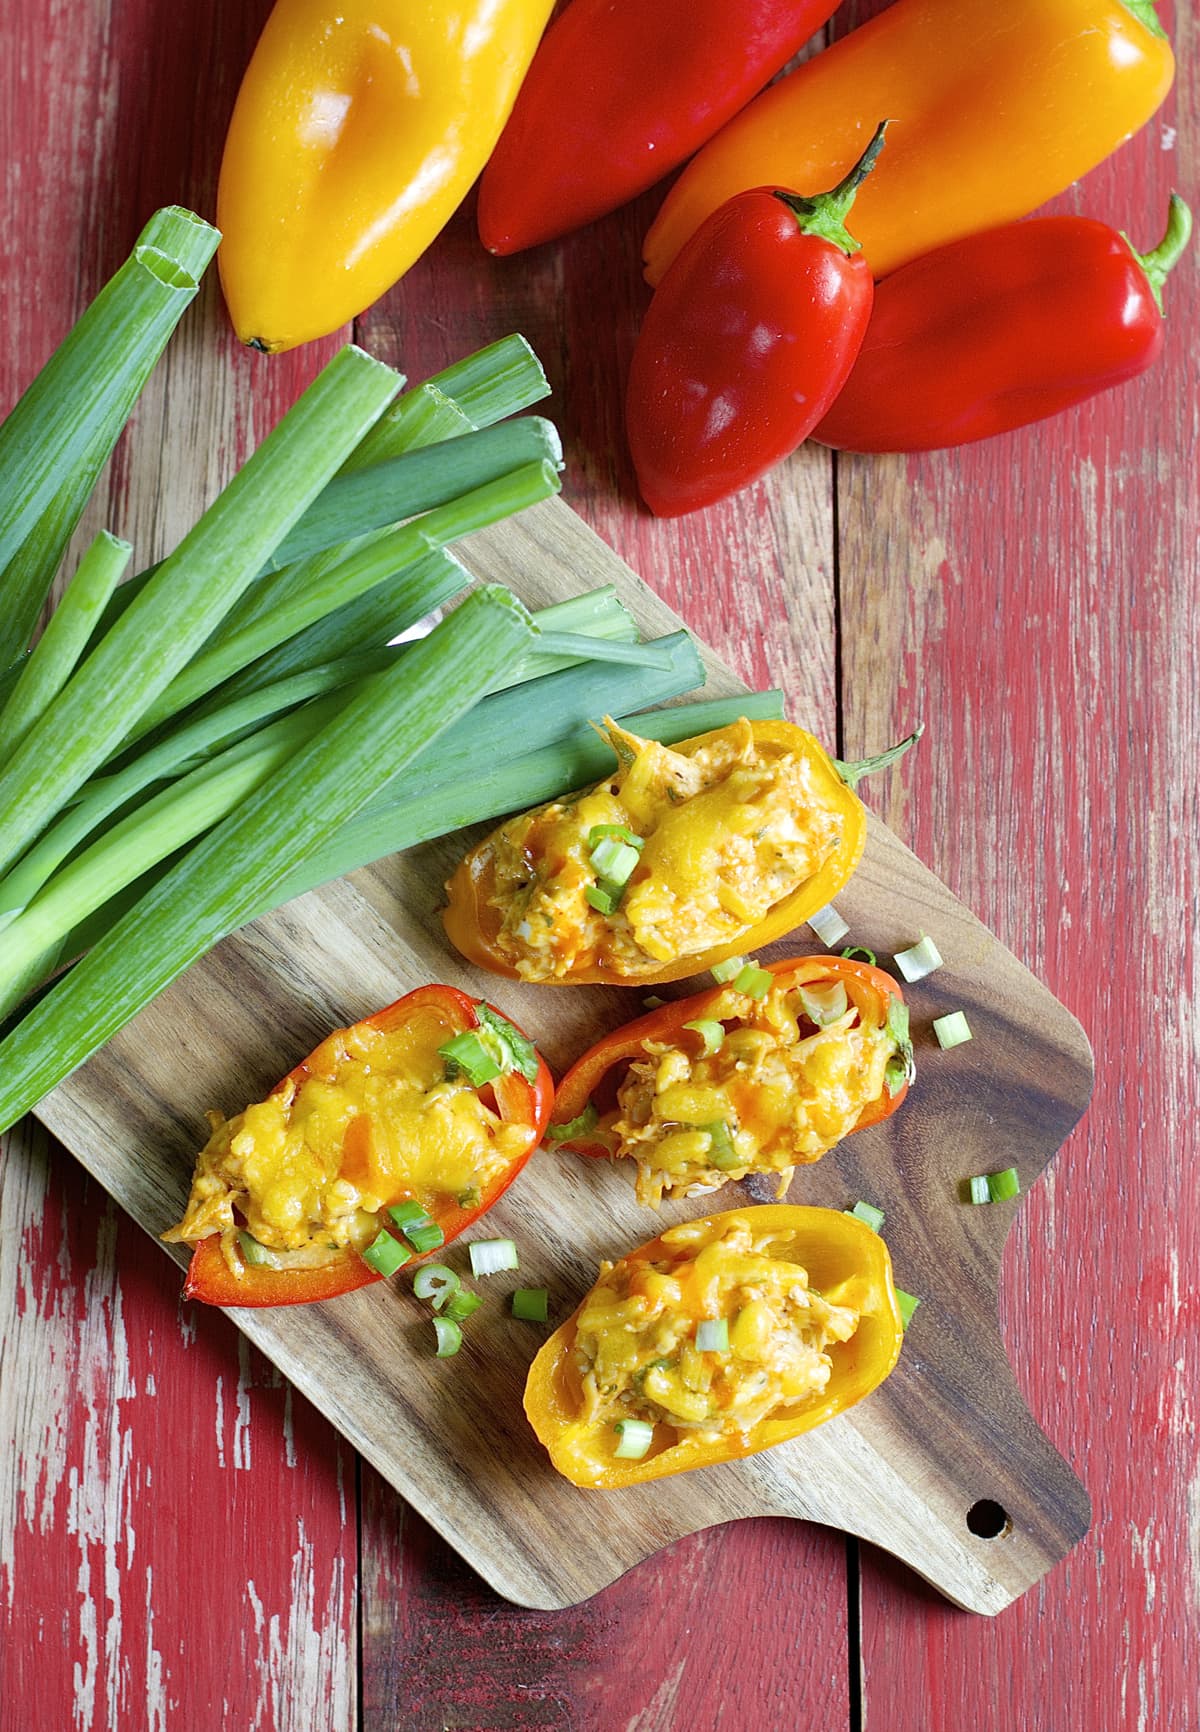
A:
[846,1200,885,1233]
[587,824,644,852]
[362,1230,412,1278]
[987,1167,1020,1202]
[967,1175,991,1206]
[444,1288,483,1322]
[894,935,944,983]
[733,963,772,1000]
[695,1318,729,1353]
[474,1004,540,1085]
[511,1288,549,1322]
[588,836,640,886]
[840,946,877,966]
[545,1103,599,1143]
[808,904,850,947]
[433,1316,463,1358]
[405,1221,446,1255]
[702,1120,740,1170]
[895,1289,921,1329]
[388,1200,432,1232]
[613,1419,654,1460]
[683,1019,725,1056]
[933,1011,972,1050]
[796,982,848,1026]
[585,884,618,915]
[438,1030,502,1086]
[412,1264,461,1311]
[710,956,748,984]
[237,1230,274,1268]
[469,1239,519,1277]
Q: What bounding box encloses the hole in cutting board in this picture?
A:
[966,1498,1012,1540]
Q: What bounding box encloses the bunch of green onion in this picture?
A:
[0,206,783,1133]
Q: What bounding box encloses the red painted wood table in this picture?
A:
[1,2,1197,1727]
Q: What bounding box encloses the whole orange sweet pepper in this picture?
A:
[217,0,555,352]
[644,0,1175,285]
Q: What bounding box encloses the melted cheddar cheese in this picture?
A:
[487,719,843,980]
[163,1011,532,1264]
[574,1215,858,1442]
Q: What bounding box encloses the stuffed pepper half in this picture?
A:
[549,955,912,1205]
[525,1205,904,1486]
[162,985,553,1306]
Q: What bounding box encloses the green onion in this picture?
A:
[894,935,944,983]
[469,1239,519,1277]
[444,1288,483,1322]
[0,344,402,880]
[884,1055,910,1097]
[0,584,535,1132]
[796,982,848,1026]
[886,999,910,1047]
[808,904,850,947]
[412,1264,461,1311]
[967,1175,991,1205]
[933,1011,972,1050]
[439,1031,501,1086]
[702,1120,741,1170]
[695,1318,729,1352]
[846,1200,885,1233]
[733,963,772,1000]
[545,1103,599,1143]
[511,1288,550,1322]
[588,824,644,852]
[895,1289,921,1329]
[474,1004,540,1084]
[456,1187,481,1209]
[533,630,676,671]
[405,1221,447,1255]
[589,836,640,886]
[710,956,748,984]
[433,1316,463,1358]
[362,1230,412,1277]
[987,1167,1020,1202]
[585,885,618,915]
[0,532,131,752]
[840,946,877,966]
[389,1200,433,1233]
[237,1230,274,1268]
[683,1019,725,1056]
[613,1419,654,1460]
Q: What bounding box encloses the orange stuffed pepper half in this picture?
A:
[443,717,878,987]
[549,955,912,1205]
[162,985,553,1306]
[525,1205,904,1486]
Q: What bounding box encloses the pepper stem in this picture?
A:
[834,725,923,791]
[774,121,890,257]
[1122,193,1193,315]
[1118,0,1167,40]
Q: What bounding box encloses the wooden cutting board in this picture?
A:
[34,496,1093,1616]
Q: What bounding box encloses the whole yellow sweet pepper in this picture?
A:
[217,0,555,353]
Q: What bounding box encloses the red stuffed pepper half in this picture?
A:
[162,985,553,1306]
[549,955,912,1206]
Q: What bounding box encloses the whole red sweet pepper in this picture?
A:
[814,196,1193,452]
[625,124,886,517]
[477,0,843,257]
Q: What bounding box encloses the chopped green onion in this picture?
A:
[613,1419,654,1460]
[413,1263,461,1311]
[840,946,877,965]
[884,1055,911,1097]
[587,824,644,852]
[710,956,748,984]
[433,1316,463,1358]
[987,1167,1020,1202]
[545,1103,599,1143]
[237,1230,274,1268]
[846,1200,885,1233]
[474,1004,540,1085]
[438,1030,502,1086]
[895,1289,921,1329]
[511,1288,550,1322]
[362,1229,412,1277]
[405,1221,447,1255]
[586,884,618,915]
[796,982,849,1026]
[886,999,910,1047]
[967,1175,991,1206]
[695,1318,729,1352]
[444,1288,483,1322]
[683,1019,725,1056]
[388,1200,432,1232]
[702,1120,741,1170]
[733,963,772,1000]
[589,836,640,886]
[808,904,850,947]
[469,1239,519,1277]
[933,1011,972,1050]
[894,935,944,983]
[456,1187,481,1209]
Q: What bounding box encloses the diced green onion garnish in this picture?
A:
[710,956,748,984]
[988,1167,1020,1202]
[702,1120,741,1170]
[893,935,944,983]
[967,1175,991,1206]
[895,1289,921,1328]
[469,1238,519,1277]
[587,824,644,852]
[840,946,877,966]
[588,836,640,886]
[389,1200,431,1232]
[846,1200,885,1233]
[933,1011,972,1050]
[683,1018,725,1056]
[695,1318,729,1352]
[444,1288,483,1322]
[433,1316,463,1358]
[884,1055,911,1097]
[362,1229,412,1277]
[586,884,618,915]
[733,963,772,1000]
[613,1419,654,1460]
[797,982,849,1026]
[511,1287,550,1322]
[438,1029,502,1086]
[545,1102,599,1143]
[808,904,849,947]
[237,1230,273,1268]
[456,1186,481,1209]
[412,1263,461,1311]
[886,998,910,1046]
[474,1003,540,1085]
[404,1221,446,1255]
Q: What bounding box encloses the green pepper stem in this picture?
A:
[834,725,923,791]
[774,121,890,257]
[1118,0,1167,40]
[1123,193,1193,315]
